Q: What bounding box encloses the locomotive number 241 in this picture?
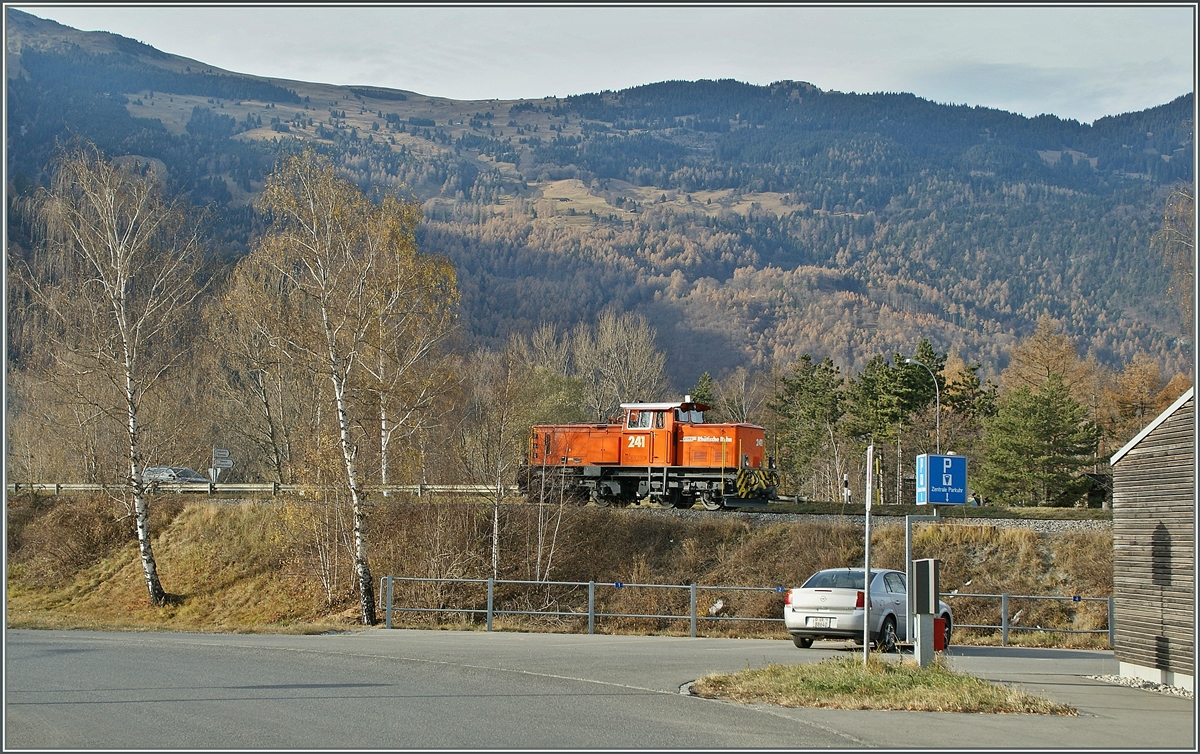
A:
[627,436,647,448]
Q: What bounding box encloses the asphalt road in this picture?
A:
[5,629,1194,749]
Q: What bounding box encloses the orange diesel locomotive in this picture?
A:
[517,397,778,510]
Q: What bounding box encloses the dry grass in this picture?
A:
[7,495,1112,641]
[692,656,1076,714]
[7,497,356,632]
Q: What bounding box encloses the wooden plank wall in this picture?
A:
[1112,397,1194,676]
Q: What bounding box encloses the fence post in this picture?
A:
[385,575,393,629]
[487,577,494,632]
[588,581,595,635]
[1001,593,1009,646]
[1108,596,1115,648]
[689,583,698,638]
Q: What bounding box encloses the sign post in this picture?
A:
[863,443,874,664]
[210,448,233,483]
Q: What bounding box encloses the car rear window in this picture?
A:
[802,570,872,589]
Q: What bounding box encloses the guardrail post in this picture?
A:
[588,581,595,635]
[1001,593,1009,646]
[689,583,698,638]
[486,577,494,632]
[385,576,394,629]
[1108,596,1115,648]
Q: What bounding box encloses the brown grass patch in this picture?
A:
[692,656,1076,714]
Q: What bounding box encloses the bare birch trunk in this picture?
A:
[328,353,375,625]
[492,456,502,580]
[128,380,165,605]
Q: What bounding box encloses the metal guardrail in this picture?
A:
[943,592,1114,646]
[378,576,783,637]
[379,577,1115,646]
[6,482,520,497]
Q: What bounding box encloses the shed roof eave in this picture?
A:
[1111,387,1195,466]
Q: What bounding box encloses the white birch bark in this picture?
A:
[20,145,203,606]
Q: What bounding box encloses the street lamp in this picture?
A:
[905,358,940,454]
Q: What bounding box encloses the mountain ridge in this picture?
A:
[5,8,1193,387]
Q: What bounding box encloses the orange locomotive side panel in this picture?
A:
[529,424,621,466]
[678,424,766,469]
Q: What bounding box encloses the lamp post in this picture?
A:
[905,358,940,455]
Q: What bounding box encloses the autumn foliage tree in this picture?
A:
[239,149,456,624]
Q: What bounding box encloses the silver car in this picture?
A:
[783,568,952,652]
[142,466,209,484]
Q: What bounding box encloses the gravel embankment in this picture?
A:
[629,507,1112,534]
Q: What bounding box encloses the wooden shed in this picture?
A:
[1109,387,1194,691]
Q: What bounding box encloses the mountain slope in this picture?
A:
[5,8,1193,385]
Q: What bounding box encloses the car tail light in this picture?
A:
[784,590,793,605]
[855,590,864,608]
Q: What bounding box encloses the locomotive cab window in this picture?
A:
[654,411,665,429]
[627,410,653,429]
[677,409,704,423]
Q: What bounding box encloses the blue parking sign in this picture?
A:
[916,454,967,504]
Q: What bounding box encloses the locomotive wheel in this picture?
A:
[700,493,724,511]
[671,492,695,509]
[590,492,611,508]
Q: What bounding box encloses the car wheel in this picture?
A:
[876,617,899,653]
[792,636,814,649]
[941,615,952,649]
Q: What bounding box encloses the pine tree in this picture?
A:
[691,372,715,406]
[770,355,845,477]
[977,374,1099,506]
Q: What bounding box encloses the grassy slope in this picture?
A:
[6,495,1111,640]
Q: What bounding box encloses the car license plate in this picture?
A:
[810,617,832,628]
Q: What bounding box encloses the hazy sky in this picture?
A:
[14,5,1197,123]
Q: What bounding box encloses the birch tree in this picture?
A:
[247,149,448,624]
[208,263,324,484]
[18,144,205,605]
[359,195,458,492]
[457,347,530,580]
